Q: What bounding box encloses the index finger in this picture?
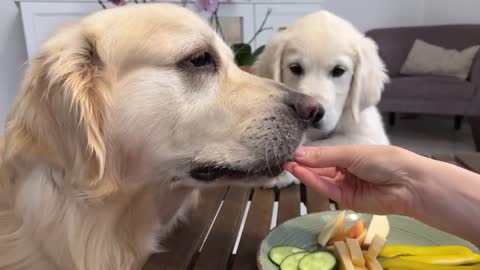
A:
[284,162,338,178]
[294,145,362,169]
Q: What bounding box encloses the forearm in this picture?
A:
[412,159,480,246]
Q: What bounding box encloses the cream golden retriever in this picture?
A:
[0,4,321,270]
[255,11,390,187]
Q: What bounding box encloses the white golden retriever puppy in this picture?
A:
[255,11,390,187]
[0,4,321,270]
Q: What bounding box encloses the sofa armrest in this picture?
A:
[469,53,480,115]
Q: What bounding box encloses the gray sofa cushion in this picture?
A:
[366,25,480,77]
[383,76,476,100]
[400,40,480,80]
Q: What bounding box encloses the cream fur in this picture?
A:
[255,11,390,188]
[0,4,310,270]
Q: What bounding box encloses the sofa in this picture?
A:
[366,25,480,151]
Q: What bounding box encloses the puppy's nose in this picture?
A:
[286,92,322,122]
[314,106,325,123]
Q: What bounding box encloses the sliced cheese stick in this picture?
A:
[334,241,355,270]
[346,238,365,267]
[366,235,387,260]
[363,251,383,270]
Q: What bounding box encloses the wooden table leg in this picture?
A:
[468,116,480,152]
[454,115,464,130]
[388,112,396,126]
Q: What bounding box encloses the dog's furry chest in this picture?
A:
[0,167,198,270]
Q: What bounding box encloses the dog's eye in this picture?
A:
[289,63,304,76]
[330,66,346,77]
[189,52,216,69]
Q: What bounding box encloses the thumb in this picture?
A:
[294,145,361,169]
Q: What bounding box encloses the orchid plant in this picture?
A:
[98,0,272,67]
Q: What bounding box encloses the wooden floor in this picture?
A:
[143,153,480,270]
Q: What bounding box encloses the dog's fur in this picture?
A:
[0,4,312,270]
[255,11,390,187]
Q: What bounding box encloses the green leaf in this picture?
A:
[232,43,253,66]
[232,43,251,53]
[252,45,265,60]
[239,55,256,66]
[231,43,266,66]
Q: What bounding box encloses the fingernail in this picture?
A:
[295,147,305,157]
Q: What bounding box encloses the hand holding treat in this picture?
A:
[284,145,480,247]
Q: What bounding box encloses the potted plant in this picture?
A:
[193,1,273,73]
[231,44,264,73]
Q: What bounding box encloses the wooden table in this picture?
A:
[143,153,480,270]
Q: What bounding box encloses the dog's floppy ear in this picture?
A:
[5,26,114,197]
[254,30,288,82]
[349,37,389,122]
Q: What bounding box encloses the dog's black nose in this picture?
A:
[286,92,322,122]
[313,106,325,123]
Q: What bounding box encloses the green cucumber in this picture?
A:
[299,251,337,270]
[269,246,308,266]
[280,251,309,270]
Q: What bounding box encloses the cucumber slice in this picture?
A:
[269,246,308,266]
[299,251,337,270]
[280,252,309,270]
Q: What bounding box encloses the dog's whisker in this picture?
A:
[272,141,282,173]
[246,165,252,180]
[264,140,274,178]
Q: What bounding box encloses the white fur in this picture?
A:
[256,11,390,187]
[0,4,309,270]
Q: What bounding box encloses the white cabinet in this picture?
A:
[16,0,325,59]
[16,0,428,59]
[18,2,106,58]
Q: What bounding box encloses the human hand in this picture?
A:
[285,145,480,246]
[284,145,429,216]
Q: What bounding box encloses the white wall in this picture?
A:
[0,1,27,132]
[254,0,426,47]
[2,0,480,132]
[321,0,425,32]
[424,0,480,25]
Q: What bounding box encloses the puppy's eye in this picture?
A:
[289,63,304,76]
[189,52,216,69]
[330,66,346,77]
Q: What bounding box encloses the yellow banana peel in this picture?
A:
[381,259,480,270]
[380,245,474,258]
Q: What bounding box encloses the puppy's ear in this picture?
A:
[5,26,114,197]
[349,37,389,122]
[254,30,288,82]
